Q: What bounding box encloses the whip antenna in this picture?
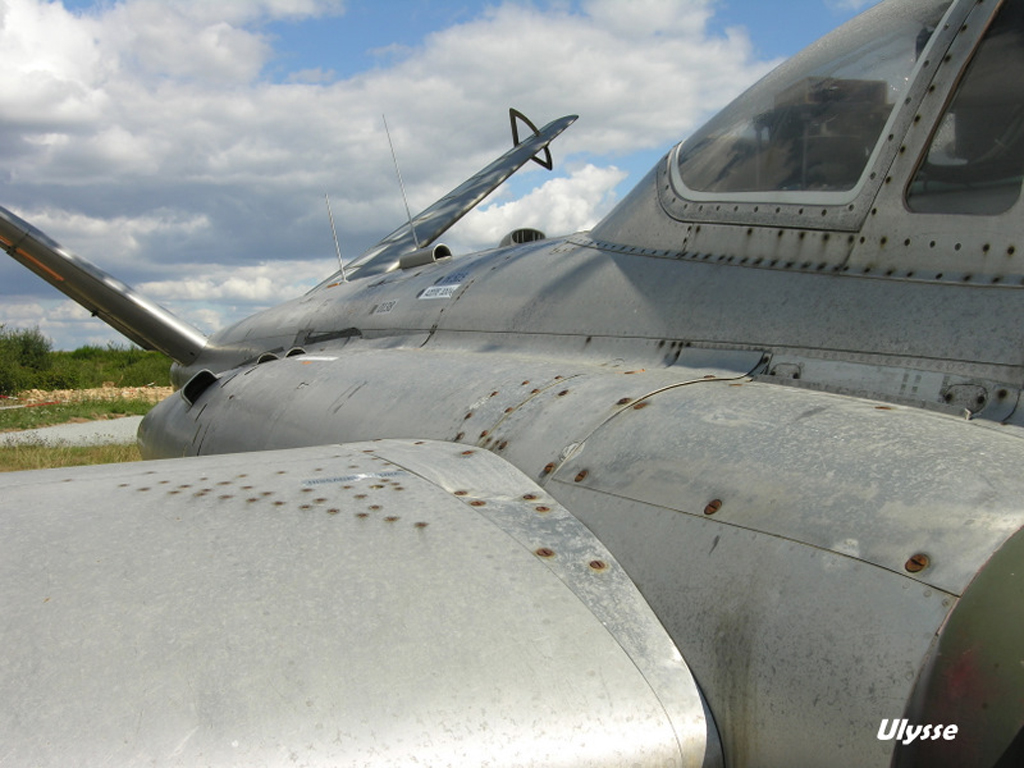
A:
[324,193,347,282]
[382,114,420,248]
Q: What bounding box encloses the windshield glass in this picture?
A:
[907,1,1024,214]
[674,0,952,197]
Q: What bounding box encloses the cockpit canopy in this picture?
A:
[670,0,952,202]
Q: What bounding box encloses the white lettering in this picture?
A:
[877,719,901,740]
[877,720,958,742]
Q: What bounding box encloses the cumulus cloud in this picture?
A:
[0,0,776,349]
[452,164,628,251]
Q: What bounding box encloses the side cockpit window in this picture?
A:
[907,1,1024,215]
[673,0,952,199]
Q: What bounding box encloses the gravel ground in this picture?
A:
[0,386,174,447]
[0,416,145,447]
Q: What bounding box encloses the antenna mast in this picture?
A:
[382,114,420,248]
[324,193,347,282]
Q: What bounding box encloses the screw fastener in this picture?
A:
[704,499,723,516]
[905,554,930,573]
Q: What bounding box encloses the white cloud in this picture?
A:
[451,164,628,251]
[0,0,776,349]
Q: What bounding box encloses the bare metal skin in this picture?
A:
[2,1,1023,765]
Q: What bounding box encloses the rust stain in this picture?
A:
[905,553,930,573]
[704,499,723,515]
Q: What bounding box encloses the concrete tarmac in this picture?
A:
[0,416,144,448]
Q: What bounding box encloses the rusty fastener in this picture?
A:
[905,554,930,573]
[535,547,556,558]
[617,397,632,405]
[535,506,551,513]
[523,493,538,501]
[704,499,723,515]
[574,470,589,483]
[542,462,556,475]
[589,560,608,571]
[470,500,487,507]
[633,401,649,410]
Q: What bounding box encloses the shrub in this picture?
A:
[0,326,52,395]
[0,326,171,393]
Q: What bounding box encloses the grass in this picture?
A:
[0,442,141,472]
[0,399,156,432]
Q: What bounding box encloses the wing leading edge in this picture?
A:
[0,438,718,767]
[0,206,207,365]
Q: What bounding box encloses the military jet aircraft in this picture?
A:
[2,0,1023,765]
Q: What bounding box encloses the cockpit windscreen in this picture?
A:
[674,0,952,197]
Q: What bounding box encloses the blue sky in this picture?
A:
[1,0,879,349]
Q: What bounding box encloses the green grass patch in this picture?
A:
[0,399,156,432]
[0,442,141,472]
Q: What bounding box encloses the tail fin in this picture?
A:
[0,206,207,364]
[340,110,577,279]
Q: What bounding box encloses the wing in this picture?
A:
[339,111,578,279]
[0,438,718,767]
[0,205,207,365]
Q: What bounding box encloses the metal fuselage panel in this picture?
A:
[143,233,1024,764]
[137,1,1024,762]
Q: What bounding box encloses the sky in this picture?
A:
[0,0,880,350]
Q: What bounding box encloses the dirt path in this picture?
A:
[12,386,174,406]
